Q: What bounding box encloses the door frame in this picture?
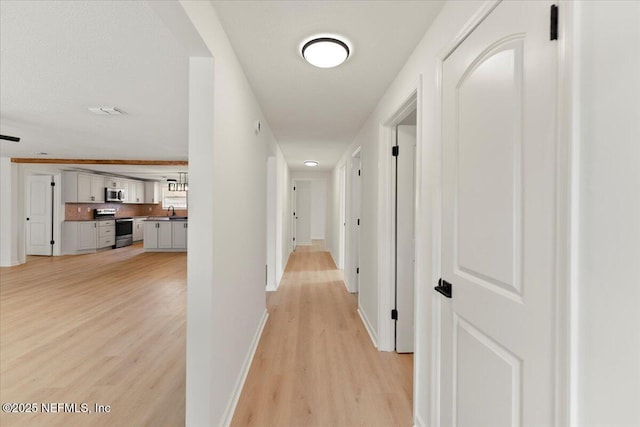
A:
[346,148,361,294]
[338,163,347,269]
[378,87,420,354]
[430,1,575,425]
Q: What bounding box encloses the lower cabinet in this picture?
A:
[143,221,187,251]
[63,220,115,254]
[133,218,146,242]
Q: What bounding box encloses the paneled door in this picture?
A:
[26,175,53,255]
[294,181,311,246]
[439,1,558,425]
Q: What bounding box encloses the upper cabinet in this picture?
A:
[63,171,105,203]
[105,177,125,189]
[125,180,145,204]
[144,182,160,204]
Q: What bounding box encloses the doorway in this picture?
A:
[293,181,312,246]
[349,149,361,293]
[338,164,347,269]
[393,111,417,353]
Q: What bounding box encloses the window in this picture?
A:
[162,187,187,209]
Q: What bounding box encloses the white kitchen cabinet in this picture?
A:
[78,221,98,250]
[134,181,144,204]
[97,220,115,248]
[172,221,188,249]
[63,171,105,203]
[144,182,160,204]
[124,180,144,204]
[143,220,187,251]
[133,218,146,242]
[105,177,125,188]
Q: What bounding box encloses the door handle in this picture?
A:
[434,278,452,298]
[26,217,30,221]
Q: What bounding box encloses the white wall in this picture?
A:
[574,2,640,425]
[326,1,489,424]
[266,157,277,290]
[0,157,19,266]
[180,1,278,425]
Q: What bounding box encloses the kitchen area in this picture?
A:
[60,168,188,254]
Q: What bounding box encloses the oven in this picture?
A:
[115,218,134,248]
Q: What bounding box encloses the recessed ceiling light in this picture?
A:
[304,160,319,167]
[88,107,126,115]
[301,36,350,68]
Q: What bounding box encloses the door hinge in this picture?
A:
[391,309,398,320]
[293,186,296,191]
[356,267,359,274]
[434,278,453,298]
[358,169,361,176]
[357,218,360,226]
[392,145,399,157]
[50,240,55,245]
[550,4,558,41]
[293,237,296,241]
[50,182,55,187]
[293,211,296,216]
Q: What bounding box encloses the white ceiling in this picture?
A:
[0,1,190,160]
[212,0,444,170]
[1,1,443,174]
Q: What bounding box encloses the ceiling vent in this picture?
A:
[88,107,126,115]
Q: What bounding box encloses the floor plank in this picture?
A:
[231,243,413,427]
[0,244,186,427]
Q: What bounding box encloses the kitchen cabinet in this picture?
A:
[144,182,160,204]
[105,177,125,189]
[63,220,115,254]
[172,221,188,249]
[125,180,145,204]
[97,220,115,248]
[133,218,146,242]
[78,221,98,250]
[143,220,187,251]
[63,171,105,203]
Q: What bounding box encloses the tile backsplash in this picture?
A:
[65,203,188,220]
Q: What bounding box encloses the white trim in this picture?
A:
[357,306,378,348]
[220,309,269,427]
[555,2,577,426]
[431,2,502,425]
[414,411,427,427]
[378,86,419,354]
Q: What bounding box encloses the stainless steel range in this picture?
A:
[94,208,133,248]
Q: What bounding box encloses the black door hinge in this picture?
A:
[392,146,399,157]
[358,169,361,176]
[356,267,359,274]
[550,5,558,41]
[357,218,360,226]
[50,182,55,187]
[50,240,55,245]
[391,309,398,320]
[293,211,296,216]
[434,278,452,298]
[293,186,296,191]
[293,237,296,241]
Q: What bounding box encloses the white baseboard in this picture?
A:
[414,411,426,427]
[221,309,269,427]
[266,283,277,292]
[357,306,378,348]
[0,258,23,267]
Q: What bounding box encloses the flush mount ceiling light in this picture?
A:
[301,36,350,68]
[304,160,319,167]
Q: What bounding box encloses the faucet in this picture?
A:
[167,205,176,216]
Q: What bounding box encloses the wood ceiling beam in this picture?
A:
[11,158,188,166]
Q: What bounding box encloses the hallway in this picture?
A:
[231,243,413,426]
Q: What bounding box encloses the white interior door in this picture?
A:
[295,181,311,245]
[26,174,53,256]
[351,155,361,292]
[339,164,346,269]
[439,1,557,425]
[395,124,416,353]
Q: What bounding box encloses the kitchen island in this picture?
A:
[143,217,188,252]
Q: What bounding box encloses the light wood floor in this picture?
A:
[231,243,413,427]
[0,244,186,427]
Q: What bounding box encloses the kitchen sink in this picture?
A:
[147,216,188,221]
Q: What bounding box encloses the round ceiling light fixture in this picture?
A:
[304,160,319,167]
[301,36,350,68]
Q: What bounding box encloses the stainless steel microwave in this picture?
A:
[105,188,125,202]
